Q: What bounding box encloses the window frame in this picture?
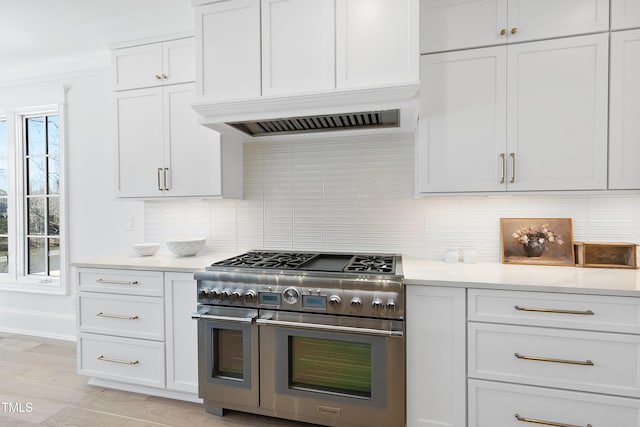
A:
[0,104,67,295]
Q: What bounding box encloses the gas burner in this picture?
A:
[211,251,279,268]
[345,255,395,273]
[255,253,316,269]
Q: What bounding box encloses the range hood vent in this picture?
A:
[191,83,420,140]
[227,109,400,137]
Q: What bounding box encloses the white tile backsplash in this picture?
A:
[145,133,640,261]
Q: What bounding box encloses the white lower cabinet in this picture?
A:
[468,288,640,427]
[164,273,198,393]
[78,333,166,389]
[77,268,199,401]
[406,285,466,427]
[469,379,640,427]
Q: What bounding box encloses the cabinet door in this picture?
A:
[162,38,195,86]
[112,44,163,91]
[261,0,335,96]
[506,34,608,191]
[420,0,507,53]
[612,0,640,30]
[406,286,466,427]
[164,273,198,394]
[610,30,640,190]
[163,83,222,197]
[336,0,419,88]
[195,0,261,101]
[507,0,609,43]
[418,47,507,193]
[114,88,165,198]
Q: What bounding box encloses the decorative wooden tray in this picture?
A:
[574,242,638,269]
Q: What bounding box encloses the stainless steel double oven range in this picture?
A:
[192,251,405,427]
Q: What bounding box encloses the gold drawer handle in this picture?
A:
[96,312,139,320]
[97,355,139,365]
[96,279,139,286]
[514,305,594,316]
[515,413,592,427]
[515,353,594,366]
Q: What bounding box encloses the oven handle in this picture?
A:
[191,313,255,324]
[256,318,403,337]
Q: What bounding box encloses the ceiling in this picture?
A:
[0,0,194,83]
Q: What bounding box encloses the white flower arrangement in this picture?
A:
[512,223,564,246]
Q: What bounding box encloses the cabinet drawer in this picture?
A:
[78,293,164,341]
[469,379,640,427]
[469,323,640,397]
[469,289,640,333]
[77,268,164,296]
[78,333,165,389]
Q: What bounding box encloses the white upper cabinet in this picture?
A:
[612,0,640,30]
[115,88,164,197]
[420,0,507,53]
[163,85,225,197]
[115,83,243,199]
[194,0,261,101]
[261,0,335,96]
[418,47,507,192]
[112,38,195,91]
[336,0,419,88]
[420,0,609,53]
[193,0,418,102]
[505,34,608,191]
[418,34,608,194]
[609,29,640,189]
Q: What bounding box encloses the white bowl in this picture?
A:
[133,242,160,257]
[166,237,206,257]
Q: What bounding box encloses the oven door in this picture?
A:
[256,311,405,427]
[193,306,259,415]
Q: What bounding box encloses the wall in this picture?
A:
[145,133,640,262]
[0,70,144,340]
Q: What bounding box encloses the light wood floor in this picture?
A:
[0,332,315,426]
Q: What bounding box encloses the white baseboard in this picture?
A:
[88,377,202,403]
[0,307,76,341]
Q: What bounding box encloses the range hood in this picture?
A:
[191,83,420,141]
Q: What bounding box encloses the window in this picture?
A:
[0,106,65,293]
[0,119,7,274]
[25,114,60,277]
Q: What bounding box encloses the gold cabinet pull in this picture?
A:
[514,305,594,316]
[514,353,594,366]
[96,312,139,320]
[500,28,507,36]
[499,153,506,184]
[509,152,516,183]
[97,355,139,365]
[163,167,170,191]
[511,27,519,35]
[515,413,592,427]
[96,279,139,286]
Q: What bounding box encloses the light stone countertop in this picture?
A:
[402,256,640,297]
[72,252,640,297]
[70,250,237,273]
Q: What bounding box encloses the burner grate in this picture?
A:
[344,255,395,273]
[211,251,317,269]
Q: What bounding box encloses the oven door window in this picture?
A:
[274,327,388,406]
[214,328,244,379]
[203,319,253,388]
[290,336,372,398]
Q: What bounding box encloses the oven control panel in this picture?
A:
[197,280,403,319]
